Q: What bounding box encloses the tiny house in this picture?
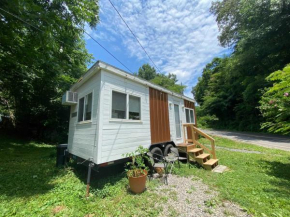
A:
[62,61,197,166]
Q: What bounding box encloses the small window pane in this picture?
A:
[112,91,126,119]
[78,97,84,122]
[129,95,140,120]
[85,93,92,121]
[185,109,190,123]
[190,110,195,123]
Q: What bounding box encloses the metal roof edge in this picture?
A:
[70,60,195,103]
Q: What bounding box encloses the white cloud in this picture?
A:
[87,0,229,99]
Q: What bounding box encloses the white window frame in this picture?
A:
[185,108,195,124]
[77,92,93,123]
[110,90,142,122]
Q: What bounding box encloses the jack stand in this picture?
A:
[86,162,94,198]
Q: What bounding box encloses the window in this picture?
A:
[111,91,141,120]
[185,108,195,124]
[78,97,85,122]
[78,93,93,122]
[112,91,127,119]
[85,93,92,121]
[185,109,190,123]
[129,95,140,120]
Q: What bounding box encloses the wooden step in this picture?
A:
[187,148,203,154]
[195,153,210,159]
[177,143,196,153]
[195,153,210,164]
[177,143,193,147]
[203,159,219,170]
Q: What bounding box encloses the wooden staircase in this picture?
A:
[177,124,219,170]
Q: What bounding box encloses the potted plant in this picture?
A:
[124,146,149,194]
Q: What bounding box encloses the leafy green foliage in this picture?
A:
[151,73,186,94]
[123,146,149,177]
[137,63,186,94]
[173,136,290,217]
[193,0,290,132]
[138,63,157,81]
[0,0,99,142]
[195,106,218,129]
[259,64,290,135]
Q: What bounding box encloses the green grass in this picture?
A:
[173,136,290,217]
[0,134,289,216]
[0,134,163,217]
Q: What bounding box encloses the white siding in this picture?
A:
[98,70,151,163]
[68,72,101,162]
[168,95,186,144]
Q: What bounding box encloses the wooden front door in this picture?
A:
[149,87,170,144]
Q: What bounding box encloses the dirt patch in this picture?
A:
[154,175,250,217]
[52,205,66,214]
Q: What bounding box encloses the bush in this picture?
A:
[259,64,290,135]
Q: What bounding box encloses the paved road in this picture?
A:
[202,129,290,152]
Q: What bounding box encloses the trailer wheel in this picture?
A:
[150,147,163,162]
[163,144,174,156]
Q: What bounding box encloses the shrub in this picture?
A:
[259,64,290,135]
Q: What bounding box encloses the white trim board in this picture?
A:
[70,60,195,103]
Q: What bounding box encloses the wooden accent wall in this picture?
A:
[184,99,198,141]
[149,88,171,144]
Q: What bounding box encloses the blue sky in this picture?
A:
[85,0,231,98]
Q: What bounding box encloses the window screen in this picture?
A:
[190,110,195,123]
[185,109,190,123]
[78,97,85,122]
[85,93,92,121]
[185,108,195,123]
[112,91,126,119]
[129,95,140,120]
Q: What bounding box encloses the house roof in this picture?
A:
[70,60,195,103]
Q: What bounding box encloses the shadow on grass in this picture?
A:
[70,161,127,198]
[260,158,290,200]
[0,133,127,199]
[0,134,60,198]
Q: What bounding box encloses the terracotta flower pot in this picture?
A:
[128,169,148,194]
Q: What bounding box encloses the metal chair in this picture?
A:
[147,152,168,184]
[170,147,188,168]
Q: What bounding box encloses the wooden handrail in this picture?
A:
[182,124,216,159]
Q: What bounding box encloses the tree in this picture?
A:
[0,0,99,142]
[151,74,186,94]
[137,63,186,94]
[192,58,224,105]
[259,64,290,135]
[137,63,156,81]
[193,0,290,132]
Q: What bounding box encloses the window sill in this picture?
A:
[77,120,92,125]
[109,119,143,123]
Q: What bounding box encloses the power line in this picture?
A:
[83,31,133,73]
[0,7,133,73]
[108,0,162,73]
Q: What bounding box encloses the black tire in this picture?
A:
[150,147,163,162]
[163,144,174,156]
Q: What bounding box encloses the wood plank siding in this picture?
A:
[184,99,198,140]
[149,87,171,144]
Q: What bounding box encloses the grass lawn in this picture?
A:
[0,134,289,216]
[174,137,290,217]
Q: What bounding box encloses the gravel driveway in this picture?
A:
[202,130,290,151]
[154,175,249,217]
